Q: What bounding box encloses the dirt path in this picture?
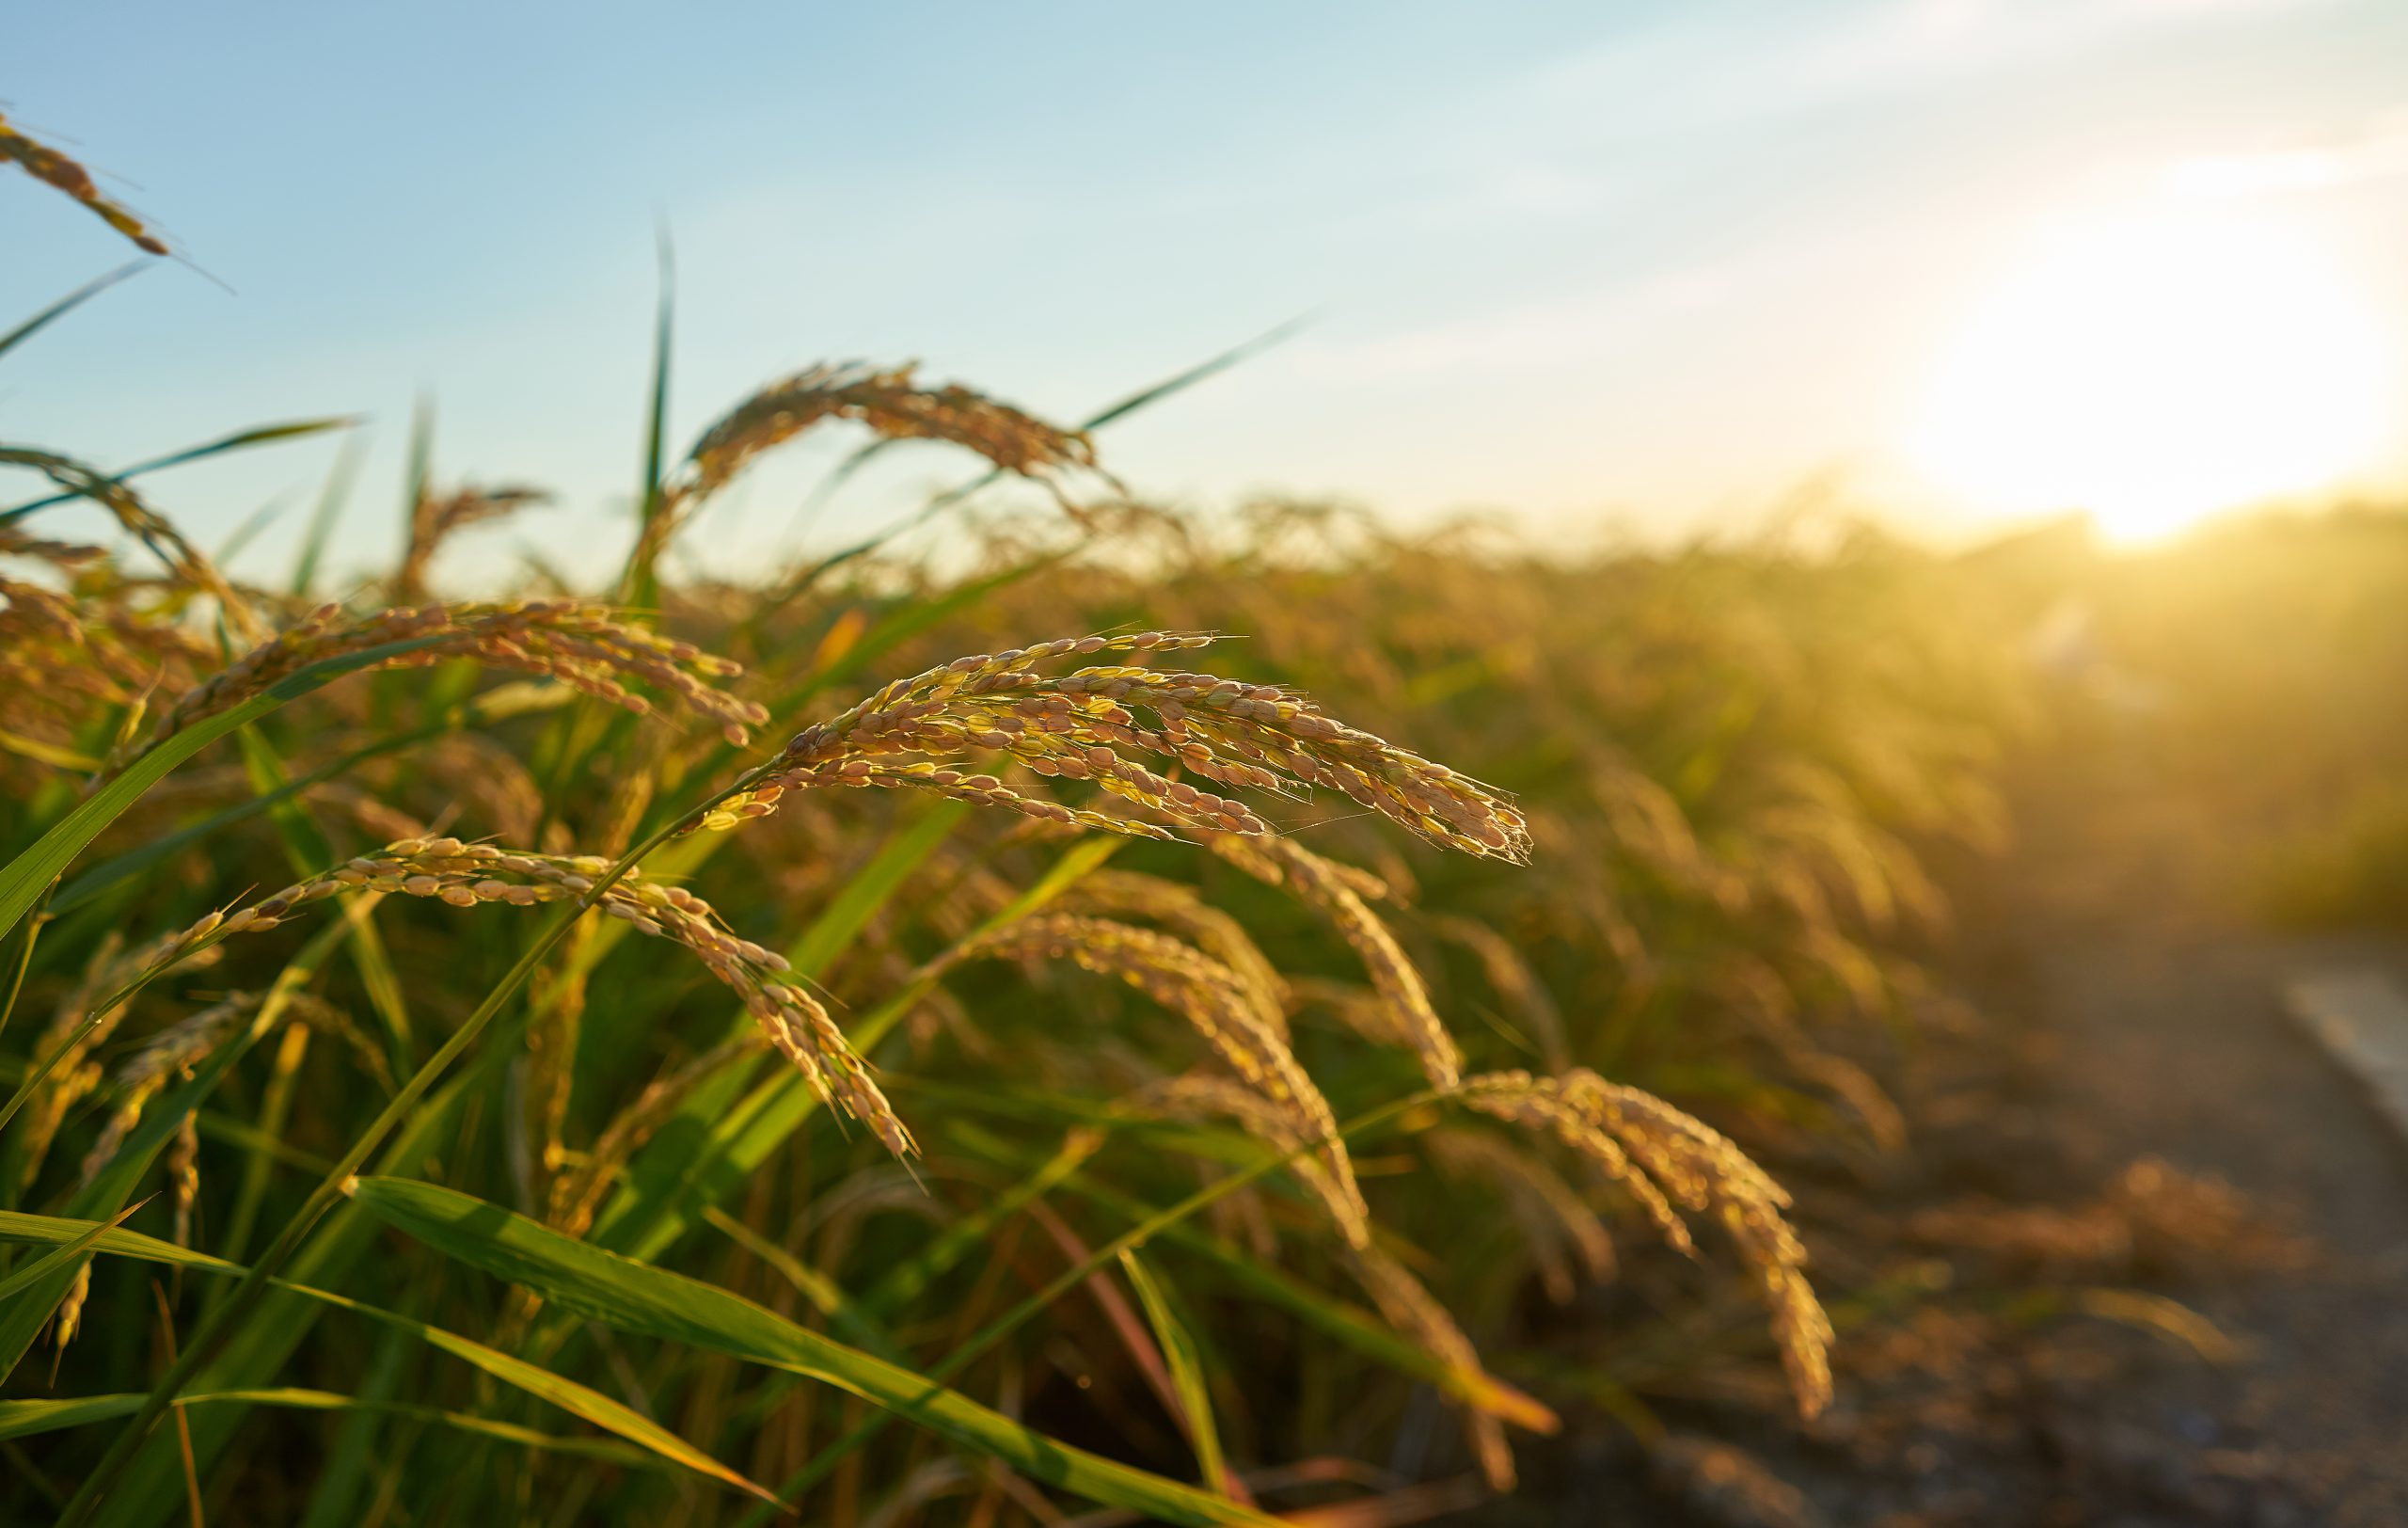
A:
[1935,743,2408,1525]
[1493,741,2408,1527]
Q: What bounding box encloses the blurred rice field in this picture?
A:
[7,115,2408,1527]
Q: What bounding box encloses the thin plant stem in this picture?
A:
[0,883,45,1051]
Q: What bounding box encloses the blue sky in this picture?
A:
[8,0,2407,586]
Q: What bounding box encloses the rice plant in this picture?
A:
[0,119,2015,1525]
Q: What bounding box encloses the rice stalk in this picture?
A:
[1059,869,1290,1035]
[14,932,219,1193]
[1133,1074,1368,1248]
[139,837,911,1157]
[1462,1069,1834,1419]
[395,484,550,601]
[927,913,1370,1248]
[1213,835,1462,1088]
[121,599,769,780]
[629,361,1101,583]
[0,447,262,641]
[1344,1242,1516,1490]
[706,630,1529,860]
[0,111,168,254]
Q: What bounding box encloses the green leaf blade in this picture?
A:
[348,1175,1280,1527]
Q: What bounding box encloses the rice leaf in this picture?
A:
[0,1202,146,1303]
[0,419,356,522]
[212,493,293,564]
[293,1323,411,1528]
[861,1127,1102,1320]
[0,1209,232,1272]
[620,228,675,612]
[0,263,147,362]
[288,431,364,597]
[300,1281,783,1506]
[784,800,969,980]
[0,726,102,772]
[1119,1248,1228,1492]
[0,1389,658,1466]
[346,1174,1282,1528]
[698,1206,897,1360]
[0,1206,776,1502]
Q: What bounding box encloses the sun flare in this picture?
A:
[1912,210,2396,542]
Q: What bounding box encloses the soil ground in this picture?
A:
[1484,734,2408,1527]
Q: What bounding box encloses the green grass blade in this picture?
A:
[346,1175,1281,1528]
[0,1389,658,1465]
[0,1394,159,1440]
[57,775,737,1525]
[0,1204,776,1502]
[293,1322,411,1528]
[781,558,1069,709]
[0,419,356,521]
[212,1022,309,1273]
[0,888,41,1054]
[1119,1248,1228,1492]
[785,800,967,979]
[67,1003,532,1528]
[699,1206,898,1360]
[1076,315,1307,433]
[0,263,147,362]
[0,1210,234,1272]
[0,1050,331,1176]
[399,393,434,545]
[744,517,1066,657]
[289,431,364,597]
[212,491,293,564]
[0,1057,257,1376]
[732,1090,1442,1527]
[301,1282,783,1507]
[0,1202,145,1302]
[0,726,101,772]
[619,228,675,612]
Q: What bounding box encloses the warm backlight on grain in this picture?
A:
[1912,209,2395,542]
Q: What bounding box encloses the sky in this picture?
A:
[7,0,2408,587]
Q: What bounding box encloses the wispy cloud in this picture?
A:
[1290,268,1733,383]
[1525,0,2338,131]
[2160,109,2408,199]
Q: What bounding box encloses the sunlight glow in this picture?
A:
[1911,210,2396,542]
